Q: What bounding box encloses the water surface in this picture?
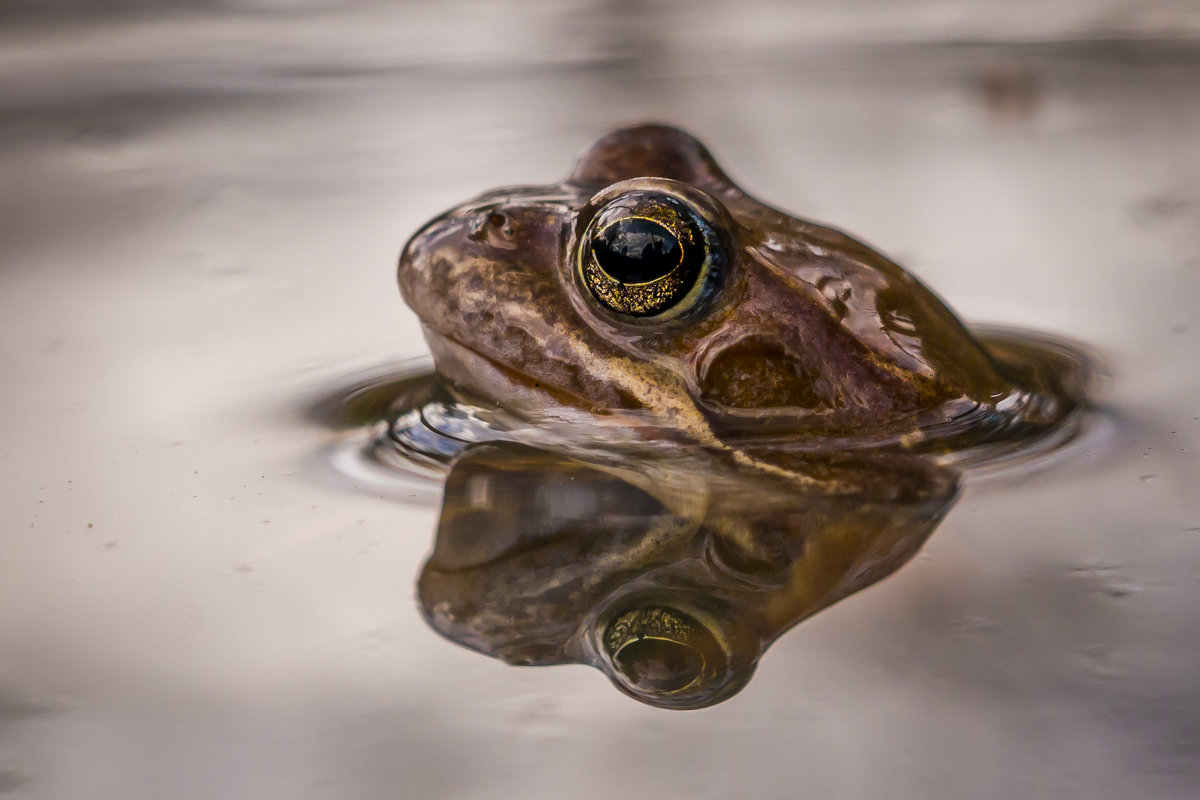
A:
[2,2,1199,798]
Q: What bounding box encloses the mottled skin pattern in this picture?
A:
[398,124,1012,442]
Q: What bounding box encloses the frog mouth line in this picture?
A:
[318,327,1091,484]
[422,324,1086,448]
[423,328,602,412]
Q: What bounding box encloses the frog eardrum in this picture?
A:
[576,187,725,318]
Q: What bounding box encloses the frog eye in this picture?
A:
[577,191,722,318]
[597,600,756,709]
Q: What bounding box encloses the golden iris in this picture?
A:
[579,192,708,317]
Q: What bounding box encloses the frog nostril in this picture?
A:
[467,211,514,242]
[816,276,852,321]
[488,212,517,239]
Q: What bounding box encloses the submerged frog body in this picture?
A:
[398,124,1065,446]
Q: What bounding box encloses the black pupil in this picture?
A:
[593,218,681,284]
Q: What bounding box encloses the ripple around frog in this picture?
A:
[307,327,1105,708]
[311,326,1102,491]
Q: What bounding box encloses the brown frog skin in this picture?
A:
[398,124,1023,446]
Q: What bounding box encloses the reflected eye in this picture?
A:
[602,605,722,701]
[577,191,721,317]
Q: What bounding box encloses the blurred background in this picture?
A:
[1,1,1198,798]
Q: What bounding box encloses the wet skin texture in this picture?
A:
[398,124,1014,442]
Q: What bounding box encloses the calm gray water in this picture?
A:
[2,2,1199,798]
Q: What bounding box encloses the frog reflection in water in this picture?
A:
[392,125,1084,708]
[417,442,959,709]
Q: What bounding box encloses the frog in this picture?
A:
[397,123,1073,451]
[386,125,1087,708]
